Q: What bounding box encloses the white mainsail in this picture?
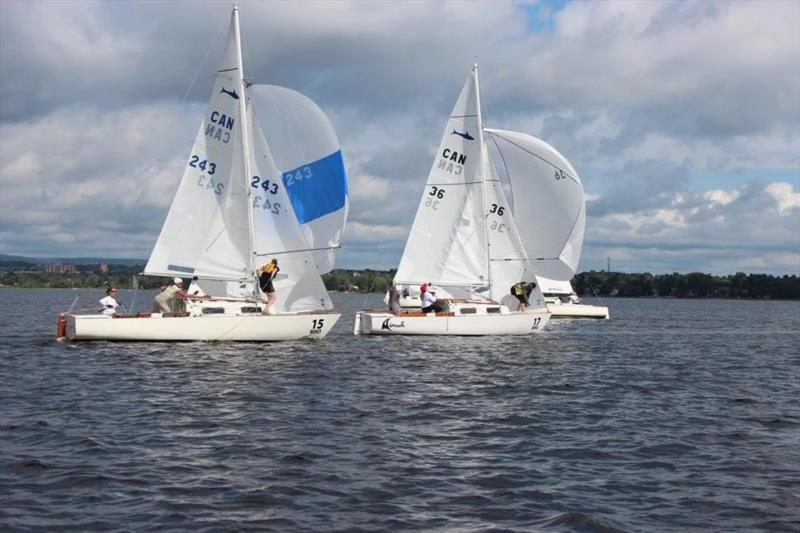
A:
[485,129,586,281]
[145,15,251,281]
[395,70,489,287]
[249,85,349,275]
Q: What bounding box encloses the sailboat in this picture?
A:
[354,65,550,336]
[60,6,348,341]
[483,130,608,319]
[537,276,609,318]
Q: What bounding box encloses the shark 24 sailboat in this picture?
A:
[354,65,550,336]
[59,6,348,341]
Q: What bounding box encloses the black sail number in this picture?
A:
[429,186,446,199]
[489,203,505,216]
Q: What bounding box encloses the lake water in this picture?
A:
[1,288,798,531]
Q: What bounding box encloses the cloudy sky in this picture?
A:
[1,0,798,275]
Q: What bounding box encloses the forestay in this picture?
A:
[249,85,348,275]
[485,129,585,281]
[145,16,251,281]
[248,104,333,312]
[395,72,488,287]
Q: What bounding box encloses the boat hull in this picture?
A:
[66,313,340,341]
[545,303,609,319]
[354,308,550,336]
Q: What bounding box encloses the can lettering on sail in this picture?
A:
[437,148,467,175]
[205,110,235,144]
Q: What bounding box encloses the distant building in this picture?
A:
[45,263,75,273]
[98,263,109,273]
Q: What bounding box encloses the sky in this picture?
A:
[0,0,798,275]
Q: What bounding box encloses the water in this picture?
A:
[1,288,798,532]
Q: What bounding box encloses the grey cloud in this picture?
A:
[1,0,798,274]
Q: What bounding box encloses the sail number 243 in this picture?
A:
[190,155,223,195]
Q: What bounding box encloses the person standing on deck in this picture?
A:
[259,259,280,313]
[388,285,401,315]
[153,278,187,314]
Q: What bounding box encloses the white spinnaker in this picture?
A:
[145,14,251,281]
[395,71,488,287]
[248,104,333,312]
[249,85,349,275]
[485,129,585,281]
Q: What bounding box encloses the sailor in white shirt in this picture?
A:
[187,276,206,297]
[99,287,120,315]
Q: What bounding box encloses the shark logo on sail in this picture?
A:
[437,148,467,176]
[381,318,406,331]
[205,110,235,144]
[220,87,239,100]
[451,129,474,141]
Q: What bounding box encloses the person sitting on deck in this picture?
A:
[187,276,206,297]
[99,287,120,315]
[421,286,437,313]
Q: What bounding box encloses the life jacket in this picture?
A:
[512,283,525,296]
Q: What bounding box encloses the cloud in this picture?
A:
[0,0,798,275]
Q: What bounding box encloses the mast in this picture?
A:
[473,63,492,293]
[232,5,258,286]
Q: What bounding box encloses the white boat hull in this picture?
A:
[354,306,550,336]
[545,303,609,319]
[66,312,339,341]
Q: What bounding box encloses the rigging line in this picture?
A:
[487,133,515,209]
[253,245,342,257]
[240,18,255,86]
[486,130,582,187]
[181,19,224,104]
[585,275,606,306]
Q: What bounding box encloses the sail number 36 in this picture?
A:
[425,186,446,210]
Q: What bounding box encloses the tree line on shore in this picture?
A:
[0,263,798,299]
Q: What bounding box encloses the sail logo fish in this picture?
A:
[451,129,474,141]
[220,87,239,100]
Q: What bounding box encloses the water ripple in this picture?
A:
[1,290,799,531]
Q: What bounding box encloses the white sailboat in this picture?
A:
[354,65,550,336]
[61,6,348,341]
[484,130,608,319]
[537,276,609,319]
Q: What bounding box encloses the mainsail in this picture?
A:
[395,70,489,287]
[249,85,349,275]
[145,15,251,281]
[145,8,341,313]
[485,129,586,281]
